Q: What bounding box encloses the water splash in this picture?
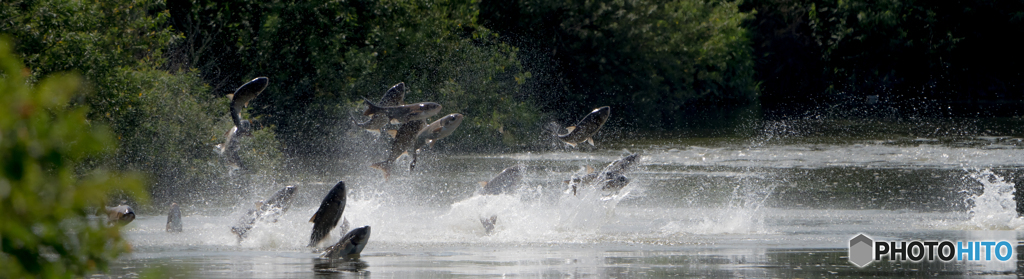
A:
[965,169,1024,229]
[660,173,777,235]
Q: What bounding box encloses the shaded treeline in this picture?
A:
[743,0,1024,117]
[164,0,538,163]
[478,0,759,130]
[3,0,1024,202]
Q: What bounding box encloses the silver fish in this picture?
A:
[555,106,610,147]
[568,154,640,195]
[355,82,407,133]
[105,205,135,225]
[166,203,182,232]
[228,77,269,134]
[215,125,246,170]
[309,181,347,247]
[370,120,426,179]
[410,113,464,171]
[480,215,497,234]
[217,77,268,169]
[362,98,442,125]
[479,165,524,195]
[231,185,298,240]
[320,226,371,260]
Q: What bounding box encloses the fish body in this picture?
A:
[362,98,442,124]
[568,154,640,195]
[370,120,426,179]
[309,181,347,247]
[216,125,246,170]
[166,203,182,232]
[219,77,267,169]
[356,82,407,132]
[480,215,497,234]
[599,154,640,174]
[229,77,269,133]
[410,113,464,171]
[105,205,135,225]
[480,165,524,195]
[556,106,610,147]
[231,185,297,239]
[321,226,371,260]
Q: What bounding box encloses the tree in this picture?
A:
[0,36,147,278]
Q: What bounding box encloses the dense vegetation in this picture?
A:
[742,0,1024,116]
[0,37,147,278]
[2,0,1024,274]
[479,0,758,129]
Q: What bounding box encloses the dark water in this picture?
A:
[93,134,1024,278]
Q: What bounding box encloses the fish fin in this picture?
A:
[226,93,234,99]
[478,181,488,187]
[573,184,578,196]
[497,125,504,134]
[586,165,595,174]
[362,97,378,116]
[390,118,401,124]
[364,129,381,135]
[426,139,435,148]
[565,126,576,133]
[565,141,577,148]
[244,100,251,108]
[386,130,398,138]
[370,161,391,180]
[432,126,444,134]
[562,179,571,184]
[586,138,595,146]
[214,144,224,154]
[309,213,317,222]
[398,151,409,160]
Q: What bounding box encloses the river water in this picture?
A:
[94,133,1024,278]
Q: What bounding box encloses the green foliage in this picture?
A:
[747,0,1024,109]
[2,0,278,200]
[0,37,147,278]
[806,0,959,96]
[172,0,539,158]
[480,0,758,128]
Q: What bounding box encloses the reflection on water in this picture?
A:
[92,138,1024,277]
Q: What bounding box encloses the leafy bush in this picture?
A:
[480,0,758,128]
[170,0,540,163]
[1,0,283,201]
[749,0,1024,111]
[0,36,147,278]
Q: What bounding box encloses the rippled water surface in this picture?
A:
[96,136,1024,278]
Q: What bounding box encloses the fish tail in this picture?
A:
[545,121,563,136]
[362,97,380,116]
[370,161,391,180]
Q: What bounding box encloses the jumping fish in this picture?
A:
[215,126,245,170]
[166,203,182,232]
[105,205,135,225]
[567,154,641,195]
[480,215,497,234]
[370,120,426,179]
[554,106,610,147]
[231,185,297,240]
[217,77,269,170]
[410,113,464,171]
[320,226,371,260]
[362,98,442,125]
[228,77,269,134]
[309,181,347,247]
[356,82,407,133]
[479,165,524,195]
